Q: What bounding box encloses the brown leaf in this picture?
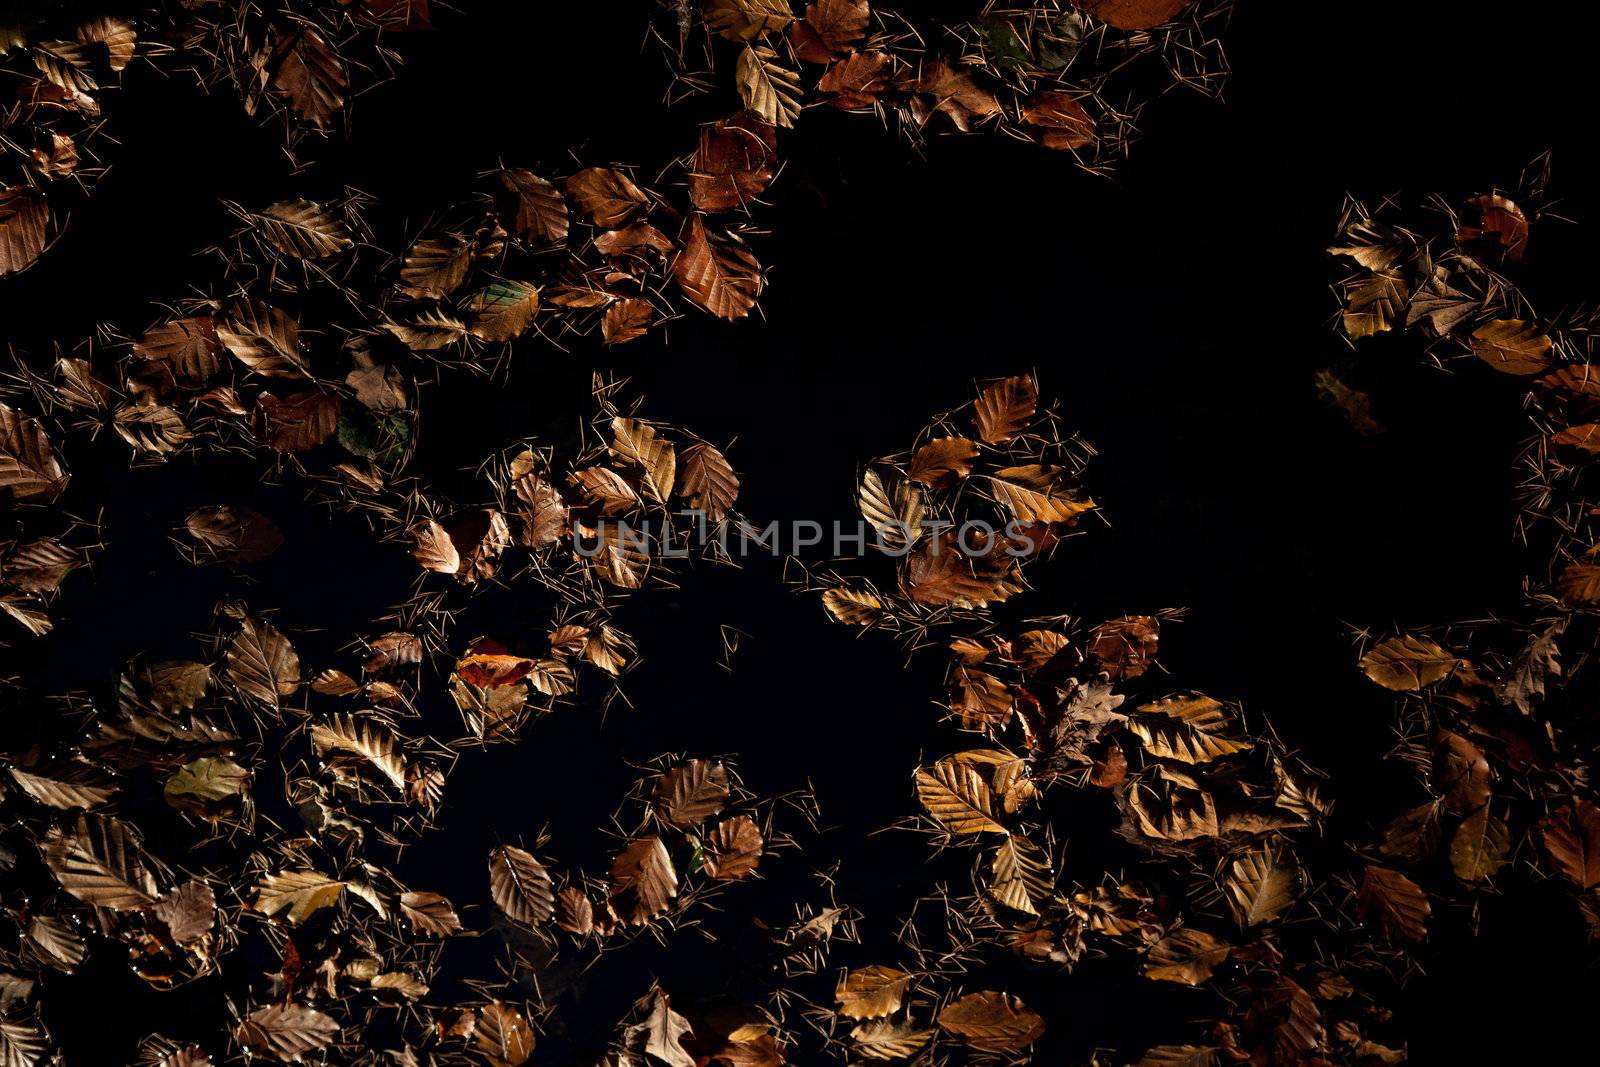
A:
[1090,615,1160,680]
[310,713,407,789]
[134,317,222,381]
[704,815,763,880]
[1077,0,1193,30]
[476,1002,534,1067]
[735,44,802,128]
[902,531,1021,609]
[950,666,1014,731]
[836,965,911,1020]
[399,235,473,299]
[706,0,794,40]
[41,814,158,910]
[822,586,883,625]
[1541,800,1600,889]
[1433,730,1491,813]
[153,879,217,945]
[555,887,594,935]
[0,401,69,502]
[610,418,677,504]
[916,756,1008,834]
[1022,91,1096,150]
[228,617,301,707]
[467,281,540,342]
[237,1003,340,1062]
[677,441,740,521]
[567,167,649,227]
[1450,804,1510,882]
[1457,193,1528,263]
[987,464,1094,524]
[1356,865,1430,944]
[911,58,1001,132]
[256,390,340,452]
[488,845,555,926]
[1341,271,1407,338]
[602,298,654,345]
[400,891,462,936]
[1360,635,1457,690]
[690,112,777,213]
[907,436,979,488]
[271,29,347,129]
[937,991,1045,1052]
[674,214,762,319]
[218,303,305,378]
[498,169,569,244]
[1470,319,1553,375]
[0,186,49,276]
[253,199,352,259]
[609,836,678,925]
[974,375,1038,444]
[819,52,890,109]
[1144,928,1231,984]
[802,0,870,55]
[4,537,80,592]
[654,759,731,829]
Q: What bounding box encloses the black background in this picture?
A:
[8,0,1600,1061]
